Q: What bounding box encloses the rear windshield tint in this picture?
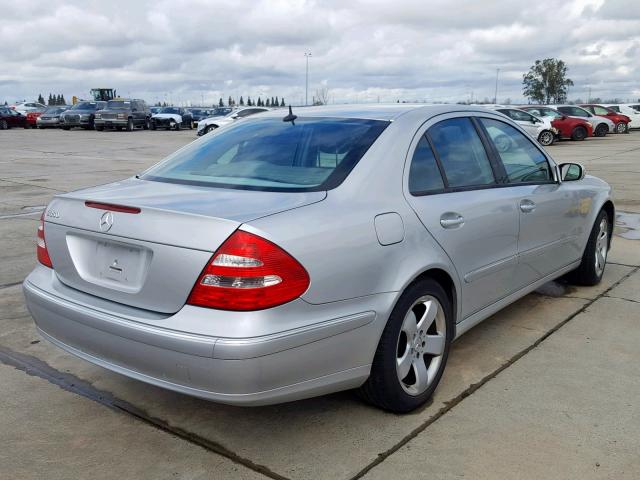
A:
[142,117,389,192]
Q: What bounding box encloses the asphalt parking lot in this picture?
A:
[2,128,640,479]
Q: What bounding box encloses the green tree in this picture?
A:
[219,98,224,107]
[266,98,271,107]
[274,96,279,107]
[280,98,285,107]
[522,58,574,104]
[48,93,53,105]
[239,96,244,106]
[37,94,45,104]
[60,94,66,105]
[246,96,252,106]
[228,96,233,107]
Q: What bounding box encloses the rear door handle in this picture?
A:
[440,212,465,229]
[520,199,536,213]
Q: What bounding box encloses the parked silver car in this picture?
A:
[24,105,614,412]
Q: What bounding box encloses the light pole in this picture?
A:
[494,68,500,104]
[304,52,312,106]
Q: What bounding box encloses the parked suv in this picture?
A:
[580,104,630,134]
[520,106,593,141]
[60,101,107,130]
[95,99,151,131]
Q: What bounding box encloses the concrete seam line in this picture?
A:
[350,265,640,480]
[0,176,64,192]
[0,281,23,290]
[0,346,288,480]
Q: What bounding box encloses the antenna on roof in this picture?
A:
[282,105,297,125]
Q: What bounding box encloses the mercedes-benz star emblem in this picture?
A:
[99,211,114,232]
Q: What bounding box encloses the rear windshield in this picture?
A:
[142,117,388,192]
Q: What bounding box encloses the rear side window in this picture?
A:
[480,118,552,184]
[427,118,495,188]
[408,136,444,194]
[143,117,388,192]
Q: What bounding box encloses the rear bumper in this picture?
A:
[23,266,391,405]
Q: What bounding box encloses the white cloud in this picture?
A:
[0,0,638,105]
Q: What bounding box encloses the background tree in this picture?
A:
[37,94,45,104]
[48,93,53,105]
[522,58,574,104]
[218,98,224,107]
[247,96,252,106]
[228,96,233,107]
[266,98,271,107]
[60,94,66,105]
[280,98,285,107]
[274,96,279,107]
[314,86,330,105]
[239,96,244,106]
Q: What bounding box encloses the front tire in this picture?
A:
[538,130,554,146]
[143,118,150,130]
[358,278,453,413]
[126,118,134,132]
[615,122,627,134]
[567,210,610,286]
[595,123,608,137]
[0,119,7,130]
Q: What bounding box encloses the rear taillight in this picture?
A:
[37,213,52,268]
[187,230,309,311]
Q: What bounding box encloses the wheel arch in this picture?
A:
[398,267,458,335]
[600,200,615,247]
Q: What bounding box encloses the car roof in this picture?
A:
[256,104,496,121]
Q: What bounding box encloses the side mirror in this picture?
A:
[559,163,585,181]
[230,114,239,119]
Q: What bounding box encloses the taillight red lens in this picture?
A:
[187,230,309,311]
[37,213,53,268]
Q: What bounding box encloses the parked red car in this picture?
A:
[520,106,593,141]
[26,109,46,128]
[580,104,630,134]
[0,106,28,129]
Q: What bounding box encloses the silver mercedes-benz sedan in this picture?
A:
[24,105,614,412]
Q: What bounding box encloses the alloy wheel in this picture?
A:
[595,216,608,277]
[539,131,554,146]
[615,122,626,134]
[396,295,446,396]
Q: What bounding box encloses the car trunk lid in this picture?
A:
[43,178,325,313]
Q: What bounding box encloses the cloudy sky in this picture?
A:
[1,0,638,106]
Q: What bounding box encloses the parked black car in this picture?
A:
[150,107,194,130]
[95,99,151,131]
[0,107,28,129]
[60,101,106,130]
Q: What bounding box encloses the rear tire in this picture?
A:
[126,118,134,132]
[95,126,104,131]
[567,210,610,286]
[358,278,453,413]
[595,123,608,137]
[571,125,587,141]
[143,118,150,130]
[0,119,7,130]
[538,130,555,146]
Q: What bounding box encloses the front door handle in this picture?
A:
[440,212,465,229]
[520,199,536,213]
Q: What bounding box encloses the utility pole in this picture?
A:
[304,52,312,106]
[494,68,500,104]
[588,86,591,103]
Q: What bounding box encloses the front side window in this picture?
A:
[408,136,444,194]
[143,117,388,191]
[427,118,495,188]
[480,118,552,184]
[608,106,621,113]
